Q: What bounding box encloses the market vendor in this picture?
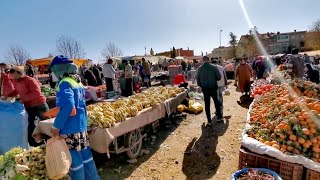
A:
[102,58,116,92]
[0,63,14,97]
[6,66,49,146]
[124,60,133,96]
[50,55,99,180]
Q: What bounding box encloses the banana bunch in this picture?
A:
[127,106,139,117]
[87,111,116,128]
[86,86,186,128]
[114,110,126,122]
[134,103,143,111]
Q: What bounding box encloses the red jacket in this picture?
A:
[8,76,46,108]
[1,72,15,96]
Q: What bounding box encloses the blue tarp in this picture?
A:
[0,101,28,154]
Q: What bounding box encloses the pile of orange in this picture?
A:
[248,81,320,162]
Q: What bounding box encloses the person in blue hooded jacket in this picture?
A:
[50,55,100,180]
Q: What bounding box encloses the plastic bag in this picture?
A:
[223,89,231,96]
[45,137,72,180]
[0,101,28,154]
[85,86,99,101]
[189,102,204,114]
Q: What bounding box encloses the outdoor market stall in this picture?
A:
[29,57,88,68]
[33,87,187,159]
[239,76,320,179]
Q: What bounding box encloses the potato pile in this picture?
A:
[87,86,185,128]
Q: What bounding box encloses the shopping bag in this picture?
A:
[189,102,204,114]
[223,89,231,96]
[45,137,72,180]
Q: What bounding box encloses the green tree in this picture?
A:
[171,46,177,58]
[229,32,238,58]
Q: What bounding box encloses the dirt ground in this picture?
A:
[95,82,248,180]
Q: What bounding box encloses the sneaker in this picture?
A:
[217,118,224,123]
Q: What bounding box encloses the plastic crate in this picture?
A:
[239,148,303,180]
[306,169,320,180]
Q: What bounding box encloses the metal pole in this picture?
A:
[219,30,222,48]
[219,30,222,63]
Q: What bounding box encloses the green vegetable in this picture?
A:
[0,147,23,176]
[13,174,27,180]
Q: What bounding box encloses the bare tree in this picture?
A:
[101,42,123,60]
[5,45,30,65]
[310,19,320,32]
[56,36,86,59]
[306,19,320,50]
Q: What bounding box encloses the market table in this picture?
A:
[33,91,187,156]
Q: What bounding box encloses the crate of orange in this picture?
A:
[242,81,320,174]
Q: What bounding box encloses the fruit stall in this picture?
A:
[240,78,320,180]
[33,86,187,159]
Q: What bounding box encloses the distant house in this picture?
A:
[237,30,307,57]
[211,46,235,60]
[156,48,194,58]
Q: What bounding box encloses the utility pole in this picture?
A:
[219,29,223,61]
[219,30,223,65]
[144,46,147,56]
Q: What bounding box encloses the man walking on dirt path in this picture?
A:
[211,59,228,111]
[196,56,222,126]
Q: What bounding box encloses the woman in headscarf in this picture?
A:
[50,55,99,180]
[235,58,253,95]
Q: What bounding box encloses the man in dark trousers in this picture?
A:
[287,48,305,79]
[196,56,222,125]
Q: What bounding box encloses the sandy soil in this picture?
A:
[95,82,248,180]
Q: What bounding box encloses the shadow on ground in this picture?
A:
[237,95,253,109]
[182,116,230,180]
[93,117,184,180]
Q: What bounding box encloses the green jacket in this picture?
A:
[196,62,221,89]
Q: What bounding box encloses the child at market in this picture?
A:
[50,55,100,180]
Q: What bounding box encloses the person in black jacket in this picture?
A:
[90,65,103,86]
[84,68,98,86]
[306,64,319,84]
[26,64,35,77]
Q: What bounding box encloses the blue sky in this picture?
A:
[0,0,319,61]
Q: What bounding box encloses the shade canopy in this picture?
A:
[29,57,88,67]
